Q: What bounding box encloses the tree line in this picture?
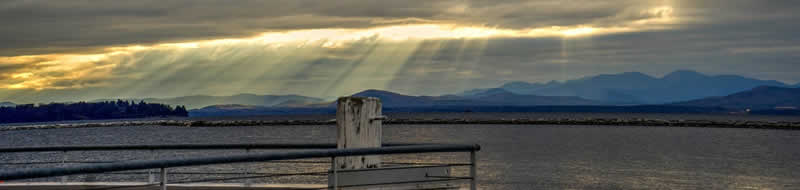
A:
[0,100,188,123]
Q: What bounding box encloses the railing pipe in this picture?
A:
[0,143,426,153]
[0,144,480,181]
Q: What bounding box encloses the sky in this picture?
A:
[1,0,799,103]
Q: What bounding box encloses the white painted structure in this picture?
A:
[335,97,383,170]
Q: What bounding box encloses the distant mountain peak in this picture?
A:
[663,70,706,79]
[352,89,403,97]
[546,80,561,85]
[459,69,789,104]
[472,88,514,97]
[493,80,563,95]
[668,69,703,75]
[620,71,650,76]
[346,88,606,107]
[360,89,389,93]
[500,81,555,89]
[504,81,530,85]
[484,88,512,94]
[232,93,259,97]
[201,104,261,110]
[588,72,655,81]
[501,81,534,88]
[673,86,800,110]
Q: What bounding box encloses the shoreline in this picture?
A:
[2,117,799,131]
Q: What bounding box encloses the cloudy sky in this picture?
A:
[1,0,798,103]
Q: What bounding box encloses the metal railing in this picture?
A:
[0,143,480,190]
[0,143,423,152]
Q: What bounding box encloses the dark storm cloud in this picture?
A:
[0,0,683,56]
[1,0,800,100]
[3,0,799,56]
[0,0,448,56]
[382,0,800,95]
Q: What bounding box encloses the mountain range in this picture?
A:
[461,70,790,104]
[673,86,800,110]
[350,89,606,107]
[190,89,608,116]
[191,85,800,116]
[4,70,798,116]
[94,94,324,109]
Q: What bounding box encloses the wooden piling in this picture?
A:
[336,97,382,170]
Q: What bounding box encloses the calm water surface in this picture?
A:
[1,125,799,189]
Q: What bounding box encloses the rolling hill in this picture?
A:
[673,86,800,110]
[350,89,478,107]
[189,89,730,117]
[462,88,605,106]
[190,89,609,116]
[462,70,789,104]
[347,89,607,107]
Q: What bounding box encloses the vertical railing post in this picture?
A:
[470,150,477,190]
[160,167,168,190]
[331,156,338,190]
[60,151,67,184]
[148,149,155,184]
[244,149,251,187]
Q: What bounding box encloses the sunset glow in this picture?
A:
[0,1,797,104]
[0,21,679,92]
[1,2,799,189]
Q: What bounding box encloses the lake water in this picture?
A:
[1,124,799,189]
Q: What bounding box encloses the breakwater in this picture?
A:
[2,117,799,131]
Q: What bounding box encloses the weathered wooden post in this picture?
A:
[331,97,452,189]
[335,97,382,169]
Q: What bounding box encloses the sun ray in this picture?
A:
[319,41,381,96]
[385,40,447,94]
[369,41,424,93]
[0,13,682,99]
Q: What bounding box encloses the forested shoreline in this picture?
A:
[0,100,188,123]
